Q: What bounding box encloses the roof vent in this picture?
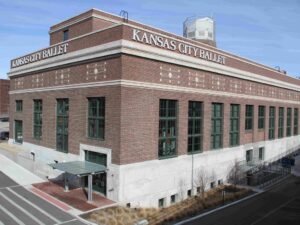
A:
[183,16,216,47]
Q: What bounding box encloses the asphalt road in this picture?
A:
[0,171,88,225]
[180,175,300,225]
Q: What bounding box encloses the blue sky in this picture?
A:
[1,0,300,78]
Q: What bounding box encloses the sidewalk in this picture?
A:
[0,153,44,185]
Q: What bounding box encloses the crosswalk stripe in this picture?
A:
[0,204,26,225]
[7,187,61,223]
[0,192,46,225]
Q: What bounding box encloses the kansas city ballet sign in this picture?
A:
[132,29,226,65]
[11,43,68,68]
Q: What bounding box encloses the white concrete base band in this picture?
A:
[8,135,300,207]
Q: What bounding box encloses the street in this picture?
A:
[0,171,88,225]
[179,175,300,225]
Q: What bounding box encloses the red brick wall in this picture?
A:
[0,79,9,117]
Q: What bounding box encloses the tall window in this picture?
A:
[269,106,275,140]
[258,106,265,129]
[278,107,284,138]
[294,108,299,135]
[159,99,177,158]
[56,99,69,153]
[33,100,42,139]
[188,101,203,153]
[16,100,23,112]
[211,103,223,149]
[63,29,69,41]
[245,105,253,130]
[230,104,240,147]
[88,98,105,139]
[286,108,292,136]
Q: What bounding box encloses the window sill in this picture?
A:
[245,130,253,133]
[258,129,265,132]
[87,137,105,141]
[188,151,203,155]
[158,155,177,160]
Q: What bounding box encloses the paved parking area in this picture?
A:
[179,175,300,225]
[0,172,88,225]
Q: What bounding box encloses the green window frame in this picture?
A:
[258,106,265,129]
[294,108,298,135]
[33,100,42,140]
[259,147,265,160]
[269,106,275,140]
[159,99,177,158]
[278,107,284,138]
[245,105,253,130]
[211,103,223,149]
[230,104,240,147]
[188,101,203,153]
[56,99,69,153]
[16,100,23,112]
[286,108,292,136]
[88,97,105,139]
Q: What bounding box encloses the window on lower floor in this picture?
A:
[188,101,203,153]
[294,108,298,135]
[286,108,292,136]
[56,99,69,153]
[278,107,284,138]
[230,104,240,147]
[258,106,265,129]
[88,97,105,139]
[187,189,192,197]
[158,198,165,208]
[210,181,216,189]
[269,107,275,140]
[159,99,177,158]
[245,105,253,130]
[246,149,253,164]
[170,194,177,204]
[259,147,265,160]
[211,103,223,149]
[33,99,42,139]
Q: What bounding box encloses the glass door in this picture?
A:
[85,151,107,195]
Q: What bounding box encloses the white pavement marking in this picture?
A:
[54,219,77,224]
[0,204,26,225]
[7,187,61,223]
[0,220,4,225]
[0,192,46,225]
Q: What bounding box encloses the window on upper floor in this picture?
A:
[286,108,292,137]
[230,104,240,147]
[188,101,203,153]
[211,103,223,149]
[258,106,265,129]
[294,108,299,135]
[159,99,177,158]
[16,100,23,112]
[88,97,105,140]
[278,107,284,138]
[245,105,253,130]
[63,29,69,41]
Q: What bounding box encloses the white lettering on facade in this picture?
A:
[131,29,226,65]
[11,43,69,68]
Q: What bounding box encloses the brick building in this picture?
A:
[8,9,300,207]
[0,79,10,119]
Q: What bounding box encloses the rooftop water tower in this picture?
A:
[183,16,216,47]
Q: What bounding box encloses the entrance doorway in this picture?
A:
[14,120,23,144]
[84,150,107,195]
